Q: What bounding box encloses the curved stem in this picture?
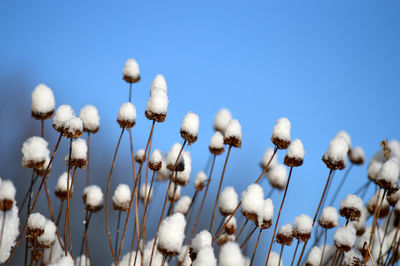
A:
[250,228,263,265]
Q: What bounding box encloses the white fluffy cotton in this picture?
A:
[117,251,141,266]
[157,213,186,254]
[167,143,183,169]
[277,224,293,238]
[55,172,72,194]
[214,108,232,133]
[261,148,278,170]
[112,184,131,208]
[340,194,363,212]
[261,198,274,223]
[343,249,363,265]
[272,117,291,142]
[285,139,305,160]
[118,103,137,123]
[293,214,313,236]
[157,154,171,182]
[150,74,167,95]
[0,203,19,262]
[79,105,100,132]
[178,245,191,266]
[53,105,75,131]
[192,246,216,266]
[219,187,238,215]
[267,251,283,266]
[306,246,321,266]
[75,255,90,266]
[224,119,242,142]
[376,159,400,188]
[191,230,212,253]
[350,146,365,163]
[318,206,338,228]
[28,212,47,231]
[209,131,224,151]
[168,183,181,201]
[267,164,287,190]
[146,89,168,116]
[176,151,192,185]
[49,254,74,266]
[31,84,55,115]
[334,225,356,250]
[83,185,103,208]
[219,242,245,266]
[0,180,16,201]
[22,136,50,167]
[194,171,207,190]
[368,160,383,182]
[140,184,153,203]
[149,149,162,166]
[241,184,264,224]
[64,117,83,136]
[174,196,192,215]
[70,138,87,160]
[336,130,352,150]
[37,220,56,247]
[323,137,349,167]
[123,59,140,80]
[143,239,167,266]
[181,111,200,137]
[135,149,146,163]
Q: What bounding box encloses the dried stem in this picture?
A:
[114,211,122,256]
[240,225,257,249]
[378,207,393,260]
[236,219,249,240]
[291,240,300,266]
[331,249,339,266]
[86,132,90,186]
[250,228,263,265]
[0,211,6,250]
[265,167,293,265]
[328,163,353,206]
[209,145,232,232]
[25,170,36,265]
[79,211,92,266]
[56,200,64,227]
[166,171,178,216]
[63,139,73,256]
[320,228,327,265]
[278,245,284,266]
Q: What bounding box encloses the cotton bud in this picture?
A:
[82,185,103,212]
[194,171,207,191]
[224,119,242,148]
[276,224,293,246]
[65,138,87,168]
[157,213,186,257]
[322,137,348,170]
[0,180,16,211]
[37,220,56,248]
[53,105,75,133]
[260,148,278,171]
[259,198,273,229]
[284,139,305,167]
[376,159,400,193]
[340,194,363,222]
[349,146,365,165]
[267,164,287,191]
[168,183,181,202]
[293,214,313,242]
[175,152,191,186]
[366,190,390,218]
[219,242,245,266]
[219,187,238,216]
[334,224,356,252]
[209,132,225,155]
[213,108,232,134]
[112,184,131,211]
[217,233,235,246]
[135,149,146,164]
[117,103,136,128]
[122,58,140,83]
[145,88,168,122]
[139,184,153,203]
[22,136,50,169]
[241,184,264,224]
[55,172,72,201]
[271,117,291,150]
[64,117,83,138]
[180,112,199,145]
[224,216,237,235]
[31,84,55,120]
[174,196,192,215]
[149,149,162,171]
[79,105,100,133]
[28,213,47,237]
[318,206,338,229]
[306,246,321,266]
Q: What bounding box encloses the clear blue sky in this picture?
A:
[1,1,399,265]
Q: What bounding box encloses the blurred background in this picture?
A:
[1,1,399,265]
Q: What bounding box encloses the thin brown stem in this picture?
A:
[328,164,353,206]
[265,167,293,265]
[86,132,90,186]
[41,119,44,138]
[129,83,132,102]
[390,220,400,265]
[166,171,178,216]
[79,211,92,266]
[250,228,263,265]
[291,240,300,266]
[278,245,284,266]
[0,211,6,250]
[320,228,327,265]
[331,249,339,266]
[104,128,125,265]
[25,171,35,265]
[64,139,73,256]
[56,200,64,227]
[114,211,122,256]
[236,219,249,240]
[240,225,257,249]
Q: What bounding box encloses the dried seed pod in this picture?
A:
[322,137,348,170]
[82,185,103,212]
[31,84,55,120]
[79,105,100,134]
[271,118,291,150]
[112,184,131,211]
[284,139,305,167]
[63,117,83,139]
[21,136,50,169]
[28,213,46,238]
[0,180,16,211]
[276,224,293,246]
[216,233,235,246]
[340,194,363,222]
[224,216,237,235]
[180,112,199,145]
[194,172,207,191]
[209,132,225,155]
[293,214,312,242]
[223,119,242,148]
[219,187,238,217]
[149,149,162,171]
[117,102,136,129]
[213,108,232,134]
[122,58,140,83]
[349,146,365,165]
[334,225,356,252]
[319,206,338,229]
[52,105,75,133]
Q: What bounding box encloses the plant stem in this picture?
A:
[86,132,90,186]
[25,171,36,265]
[63,139,72,256]
[290,240,300,266]
[56,200,64,227]
[250,228,263,266]
[331,249,339,266]
[328,164,353,206]
[240,225,257,249]
[0,211,6,250]
[236,219,249,240]
[320,228,327,265]
[114,211,122,256]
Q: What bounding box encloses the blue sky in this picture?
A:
[1,1,400,264]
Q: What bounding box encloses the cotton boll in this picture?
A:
[168,183,181,202]
[180,112,200,144]
[266,251,283,266]
[157,213,186,256]
[37,220,56,248]
[318,206,338,229]
[65,138,87,168]
[260,148,278,171]
[224,216,237,235]
[22,136,50,169]
[113,184,131,211]
[64,117,83,138]
[0,204,19,263]
[334,224,356,252]
[389,140,400,163]
[192,246,216,266]
[259,198,273,229]
[0,180,16,211]
[219,242,245,266]
[145,89,169,122]
[209,131,225,155]
[276,224,293,246]
[241,184,264,224]
[340,194,363,222]
[175,152,192,186]
[139,184,153,203]
[293,214,313,242]
[150,74,167,95]
[284,139,305,167]
[149,149,162,171]
[135,149,146,164]
[194,171,207,191]
[213,108,232,134]
[79,105,100,133]
[224,119,242,148]
[122,58,140,83]
[191,230,212,254]
[174,196,192,215]
[28,212,47,237]
[82,185,103,212]
[117,102,136,128]
[55,172,72,200]
[336,130,352,151]
[53,105,75,133]
[349,146,365,165]
[267,164,287,190]
[219,186,238,216]
[366,190,390,218]
[322,137,349,170]
[271,117,291,150]
[376,159,400,192]
[31,84,55,120]
[167,143,183,171]
[368,160,383,183]
[178,245,191,266]
[306,246,321,266]
[49,254,74,266]
[75,255,91,266]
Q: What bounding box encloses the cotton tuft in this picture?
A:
[266,251,283,266]
[64,117,83,138]
[306,246,321,266]
[340,194,363,221]
[293,214,313,241]
[0,201,19,262]
[219,242,245,266]
[192,246,216,266]
[271,117,291,149]
[376,159,400,192]
[336,130,352,150]
[112,184,131,211]
[117,102,136,128]
[167,143,183,170]
[194,171,207,191]
[122,58,140,83]
[79,105,100,133]
[53,105,75,133]
[213,108,232,133]
[318,206,338,229]
[37,219,56,248]
[31,84,55,120]
[209,131,225,155]
[191,230,212,253]
[174,196,192,215]
[135,149,146,164]
[149,149,162,171]
[349,146,365,165]
[219,186,238,216]
[334,224,356,251]
[241,184,264,224]
[22,136,50,168]
[139,183,153,203]
[284,138,305,167]
[55,172,72,200]
[267,164,287,190]
[224,119,242,148]
[145,88,169,122]
[322,136,349,170]
[83,185,103,211]
[150,74,167,95]
[157,213,186,256]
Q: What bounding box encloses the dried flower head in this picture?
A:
[259,198,273,229]
[224,216,237,235]
[267,164,287,191]
[65,138,87,168]
[334,224,356,252]
[340,194,363,222]
[349,146,365,165]
[82,185,103,212]
[293,214,313,242]
[22,136,50,169]
[276,223,293,246]
[241,184,264,224]
[219,186,238,216]
[31,84,55,120]
[284,138,305,167]
[366,190,390,218]
[209,131,225,155]
[28,213,47,237]
[168,183,181,202]
[157,213,186,257]
[260,148,278,172]
[139,184,153,203]
[150,74,167,95]
[63,117,83,138]
[134,149,146,164]
[0,180,16,211]
[322,136,349,170]
[271,117,291,149]
[224,119,242,148]
[52,105,75,133]
[117,102,136,128]
[55,172,72,201]
[319,206,338,229]
[112,184,131,211]
[194,171,207,191]
[174,196,192,215]
[306,246,321,266]
[149,149,162,171]
[79,105,100,133]
[376,159,400,193]
[37,220,56,248]
[213,108,232,134]
[145,88,168,122]
[122,58,140,83]
[180,112,200,145]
